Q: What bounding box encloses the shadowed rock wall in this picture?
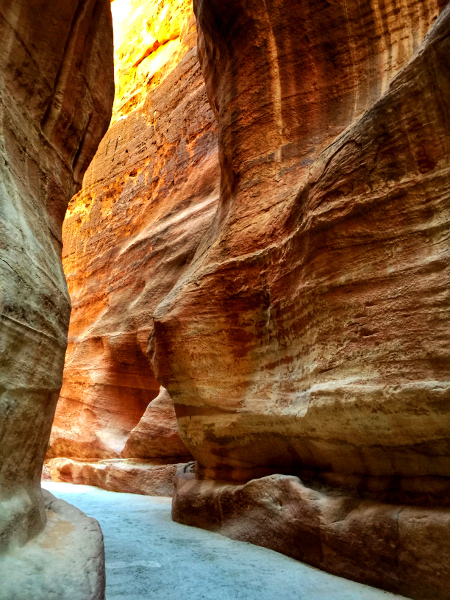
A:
[46,0,219,493]
[152,0,450,597]
[0,0,114,553]
[0,0,113,597]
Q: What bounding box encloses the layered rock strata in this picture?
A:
[46,457,186,497]
[152,1,450,598]
[46,0,219,493]
[0,0,113,597]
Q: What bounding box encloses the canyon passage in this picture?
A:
[1,0,449,599]
[41,481,408,600]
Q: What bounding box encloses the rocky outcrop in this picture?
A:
[0,490,105,600]
[0,0,113,596]
[46,0,219,491]
[151,1,450,597]
[46,457,186,497]
[122,387,191,460]
[174,466,450,600]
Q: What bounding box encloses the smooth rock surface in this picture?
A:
[0,489,105,600]
[42,482,407,600]
[123,387,191,459]
[173,464,450,600]
[0,0,114,554]
[46,457,188,497]
[47,0,218,481]
[151,2,450,597]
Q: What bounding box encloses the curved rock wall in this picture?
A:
[46,0,219,490]
[153,1,450,597]
[0,4,113,600]
[154,0,449,485]
[0,0,114,555]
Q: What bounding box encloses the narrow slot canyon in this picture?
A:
[0,1,449,599]
[44,0,215,495]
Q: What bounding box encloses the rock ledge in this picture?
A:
[173,464,450,600]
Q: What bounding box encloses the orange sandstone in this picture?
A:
[46,0,219,491]
[0,0,113,596]
[152,1,450,598]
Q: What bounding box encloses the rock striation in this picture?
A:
[0,0,113,597]
[151,1,450,598]
[46,457,186,497]
[46,0,219,493]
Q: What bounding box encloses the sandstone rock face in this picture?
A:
[154,0,449,485]
[47,457,185,497]
[123,387,191,460]
[47,0,218,488]
[0,0,114,561]
[0,490,105,600]
[174,466,450,600]
[152,1,450,597]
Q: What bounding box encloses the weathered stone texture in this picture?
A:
[47,0,219,487]
[152,1,450,597]
[0,490,105,600]
[174,466,450,600]
[154,0,449,485]
[0,0,114,558]
[46,457,185,497]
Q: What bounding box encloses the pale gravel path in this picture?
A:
[42,482,408,600]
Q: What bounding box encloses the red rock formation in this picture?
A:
[0,0,113,596]
[46,0,219,492]
[152,1,450,597]
[122,387,190,459]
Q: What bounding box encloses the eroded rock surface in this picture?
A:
[152,1,450,597]
[0,0,113,562]
[154,0,449,485]
[46,457,185,497]
[0,1,113,598]
[174,466,450,600]
[0,490,105,600]
[47,0,219,489]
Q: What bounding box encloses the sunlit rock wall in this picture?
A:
[0,0,114,596]
[153,0,450,598]
[46,0,219,492]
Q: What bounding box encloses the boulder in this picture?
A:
[0,490,105,600]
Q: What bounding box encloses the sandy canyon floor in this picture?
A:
[42,482,408,600]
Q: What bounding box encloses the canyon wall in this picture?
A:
[152,1,450,598]
[46,0,220,495]
[0,0,114,597]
